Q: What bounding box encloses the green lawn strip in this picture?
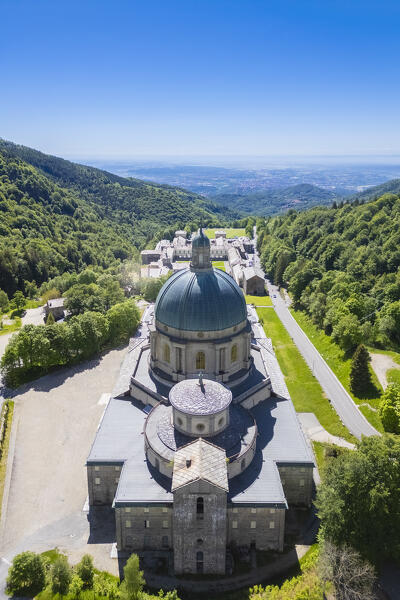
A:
[0,401,14,519]
[204,228,246,239]
[256,308,355,442]
[291,310,384,432]
[387,369,400,385]
[245,294,272,306]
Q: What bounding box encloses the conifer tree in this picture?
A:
[46,311,55,325]
[350,344,372,397]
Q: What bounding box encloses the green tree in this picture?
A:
[331,313,362,352]
[51,557,71,596]
[107,300,140,343]
[69,574,84,599]
[119,554,145,600]
[76,554,94,589]
[13,290,25,312]
[0,289,9,312]
[46,311,55,325]
[379,384,400,433]
[349,344,372,397]
[24,280,39,299]
[315,435,400,564]
[6,551,46,596]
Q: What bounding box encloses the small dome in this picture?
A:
[169,378,232,416]
[155,267,247,331]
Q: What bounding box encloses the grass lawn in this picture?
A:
[0,401,14,519]
[212,261,226,271]
[245,294,272,306]
[0,317,21,336]
[257,307,355,442]
[291,310,384,433]
[204,228,246,239]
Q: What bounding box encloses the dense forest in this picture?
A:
[257,192,400,350]
[0,140,237,296]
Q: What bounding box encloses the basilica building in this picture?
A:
[86,229,314,576]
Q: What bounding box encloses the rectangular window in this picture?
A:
[94,466,100,472]
[144,507,150,513]
[250,521,256,529]
[125,507,131,513]
[162,520,168,529]
[281,479,286,485]
[144,520,150,528]
[162,507,168,513]
[126,520,131,528]
[251,508,257,514]
[232,521,238,529]
[300,467,305,472]
[300,479,305,487]
[115,466,121,471]
[280,467,286,472]
[232,508,238,513]
[270,508,275,514]
[95,477,100,485]
[269,521,275,529]
[115,478,119,484]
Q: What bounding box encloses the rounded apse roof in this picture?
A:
[154,267,247,331]
[169,378,232,416]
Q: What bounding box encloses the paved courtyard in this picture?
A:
[0,347,128,591]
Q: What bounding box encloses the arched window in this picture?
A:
[231,344,238,363]
[196,551,204,573]
[197,497,204,518]
[196,351,205,370]
[163,344,170,363]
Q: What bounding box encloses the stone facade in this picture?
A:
[86,229,315,576]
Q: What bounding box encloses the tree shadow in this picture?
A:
[5,344,129,396]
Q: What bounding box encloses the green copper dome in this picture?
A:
[155,268,247,331]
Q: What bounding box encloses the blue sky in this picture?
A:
[1,0,400,158]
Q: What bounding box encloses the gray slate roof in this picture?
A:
[172,438,228,492]
[169,378,232,415]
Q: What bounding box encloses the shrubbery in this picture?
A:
[6,551,180,600]
[1,299,140,386]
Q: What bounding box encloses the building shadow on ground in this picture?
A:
[87,506,116,544]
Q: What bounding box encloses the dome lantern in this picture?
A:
[190,227,211,270]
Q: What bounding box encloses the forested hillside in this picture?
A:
[211,184,340,216]
[0,140,235,296]
[257,192,400,349]
[344,178,400,204]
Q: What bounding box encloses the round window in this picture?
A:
[196,423,205,432]
[197,331,204,338]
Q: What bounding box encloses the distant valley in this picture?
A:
[87,160,400,216]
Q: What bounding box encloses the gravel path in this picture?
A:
[0,346,128,593]
[370,353,400,390]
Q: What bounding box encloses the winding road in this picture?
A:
[252,230,379,439]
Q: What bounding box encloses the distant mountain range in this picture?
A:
[209,179,400,216]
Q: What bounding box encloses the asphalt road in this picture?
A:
[252,230,379,440]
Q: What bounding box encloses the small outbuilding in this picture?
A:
[243,267,265,295]
[44,298,65,321]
